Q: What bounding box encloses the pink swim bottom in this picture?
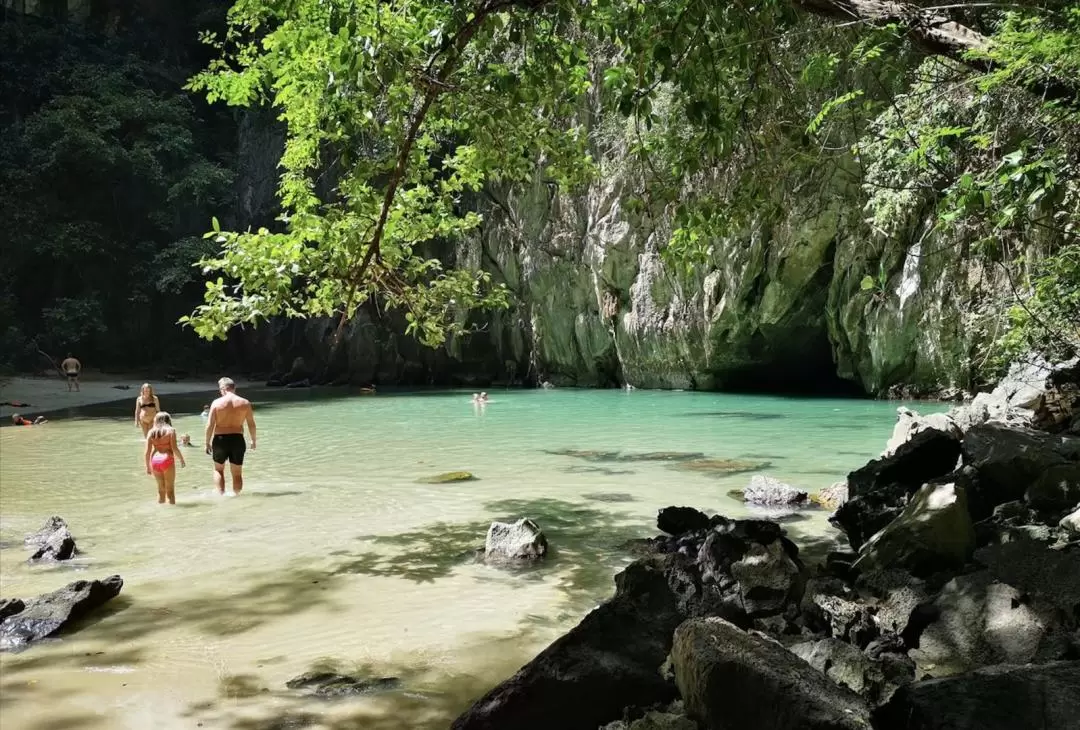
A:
[150,452,174,473]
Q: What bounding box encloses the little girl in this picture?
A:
[144,412,185,504]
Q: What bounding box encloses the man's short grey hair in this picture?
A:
[218,377,236,391]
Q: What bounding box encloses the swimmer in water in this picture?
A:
[180,434,192,447]
[200,404,210,420]
[144,412,185,504]
[11,414,47,426]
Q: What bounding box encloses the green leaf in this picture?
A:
[860,275,875,291]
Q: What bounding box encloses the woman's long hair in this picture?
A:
[140,383,156,401]
[148,411,174,441]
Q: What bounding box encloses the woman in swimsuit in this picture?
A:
[144,411,185,504]
[134,383,161,437]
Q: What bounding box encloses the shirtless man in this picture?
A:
[204,377,256,495]
[60,354,81,392]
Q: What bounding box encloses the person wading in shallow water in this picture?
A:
[204,377,256,495]
[145,412,185,505]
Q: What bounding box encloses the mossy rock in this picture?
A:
[671,458,770,476]
[418,471,477,484]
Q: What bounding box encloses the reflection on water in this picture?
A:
[0,388,937,729]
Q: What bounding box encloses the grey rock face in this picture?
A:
[872,661,1080,730]
[744,475,809,507]
[671,617,871,730]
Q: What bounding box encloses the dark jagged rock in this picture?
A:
[0,599,25,621]
[961,423,1080,513]
[789,637,914,705]
[24,516,69,547]
[833,429,962,550]
[872,661,1080,730]
[657,507,711,536]
[285,671,401,698]
[799,578,878,648]
[973,500,1062,546]
[483,518,548,563]
[743,475,809,507]
[0,575,123,651]
[450,557,682,730]
[28,525,77,562]
[672,617,871,730]
[853,570,934,643]
[973,540,1080,614]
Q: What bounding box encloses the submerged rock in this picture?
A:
[671,458,769,476]
[873,661,1080,730]
[0,575,123,651]
[853,481,975,577]
[450,558,683,730]
[672,617,871,730]
[484,518,548,563]
[833,429,961,550]
[743,475,808,507]
[285,671,401,698]
[417,471,477,484]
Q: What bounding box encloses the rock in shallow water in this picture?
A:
[872,660,1080,730]
[671,617,871,730]
[657,507,711,536]
[0,575,123,651]
[28,525,77,562]
[285,671,401,698]
[24,516,69,547]
[417,470,477,484]
[743,475,808,507]
[484,518,548,563]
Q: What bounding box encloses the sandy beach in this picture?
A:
[0,375,250,419]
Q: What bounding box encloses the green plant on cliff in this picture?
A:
[187,0,1080,352]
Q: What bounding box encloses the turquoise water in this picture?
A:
[0,387,933,729]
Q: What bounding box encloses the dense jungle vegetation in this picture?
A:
[1,0,1077,381]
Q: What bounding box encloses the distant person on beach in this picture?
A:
[134,383,161,437]
[144,412,185,504]
[200,404,210,420]
[11,414,47,426]
[60,354,81,392]
[204,377,256,495]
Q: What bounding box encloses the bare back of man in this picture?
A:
[60,355,81,392]
[204,377,257,495]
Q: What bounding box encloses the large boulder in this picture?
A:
[484,518,548,563]
[853,481,975,578]
[0,575,124,651]
[883,408,961,457]
[657,507,711,536]
[743,475,808,507]
[833,429,961,550]
[872,661,1080,730]
[671,617,871,730]
[972,540,1080,615]
[1061,505,1080,535]
[946,356,1080,435]
[961,423,1080,514]
[450,557,682,730]
[912,571,1060,675]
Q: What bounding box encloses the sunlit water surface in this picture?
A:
[0,388,935,730]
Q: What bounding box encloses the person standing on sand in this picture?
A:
[145,412,185,504]
[204,377,256,495]
[60,354,81,392]
[134,383,161,437]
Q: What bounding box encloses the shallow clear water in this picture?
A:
[0,387,934,729]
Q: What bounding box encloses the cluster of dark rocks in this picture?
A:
[450,358,1080,730]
